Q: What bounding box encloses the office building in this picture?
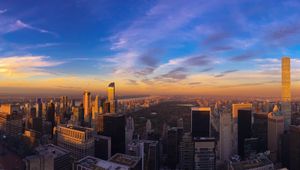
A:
[0,104,22,137]
[232,104,252,156]
[243,138,258,159]
[191,107,211,138]
[95,135,111,160]
[36,98,43,118]
[23,144,71,170]
[56,124,94,160]
[252,112,268,152]
[107,82,117,113]
[194,137,216,170]
[289,125,300,170]
[179,133,194,170]
[167,127,180,169]
[268,105,284,162]
[83,90,91,123]
[128,140,160,170]
[125,116,135,153]
[103,113,126,155]
[220,109,232,161]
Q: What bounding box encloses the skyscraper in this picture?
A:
[220,109,232,161]
[103,113,126,155]
[194,137,216,170]
[282,56,291,102]
[191,107,210,138]
[83,90,91,123]
[268,105,284,162]
[107,82,117,113]
[232,103,252,156]
[36,98,43,118]
[282,56,292,130]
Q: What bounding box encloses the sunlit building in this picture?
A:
[107,82,117,113]
[0,104,23,137]
[56,124,94,160]
[282,56,291,130]
[83,90,91,123]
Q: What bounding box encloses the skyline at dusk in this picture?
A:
[1,0,300,96]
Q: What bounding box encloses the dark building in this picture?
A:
[166,127,179,169]
[252,112,268,152]
[46,102,55,125]
[237,109,252,159]
[94,135,111,160]
[289,125,300,170]
[244,138,258,159]
[36,98,43,118]
[103,113,125,155]
[191,107,210,139]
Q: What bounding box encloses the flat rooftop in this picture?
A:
[109,153,140,168]
[77,156,129,170]
[59,124,93,132]
[231,157,273,170]
[35,144,70,158]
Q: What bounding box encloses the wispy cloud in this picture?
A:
[0,56,63,77]
[215,69,239,77]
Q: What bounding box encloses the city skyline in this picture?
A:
[1,1,300,97]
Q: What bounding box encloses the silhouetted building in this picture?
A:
[244,138,258,159]
[95,135,111,160]
[252,112,268,152]
[167,127,179,169]
[109,153,142,170]
[179,133,194,170]
[103,113,126,155]
[191,107,210,138]
[289,125,300,170]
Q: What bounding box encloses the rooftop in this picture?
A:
[230,156,273,170]
[35,144,70,158]
[109,153,140,168]
[76,156,129,170]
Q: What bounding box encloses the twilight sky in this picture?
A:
[1,0,300,96]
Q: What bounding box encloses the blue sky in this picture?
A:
[1,0,300,96]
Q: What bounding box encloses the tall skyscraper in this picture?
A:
[252,112,268,152]
[194,137,216,170]
[282,56,291,102]
[103,113,126,155]
[107,82,117,113]
[83,90,91,123]
[268,105,284,162]
[36,98,43,118]
[282,56,292,130]
[191,107,211,139]
[232,104,252,156]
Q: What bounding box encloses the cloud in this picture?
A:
[214,69,239,77]
[202,32,229,45]
[139,48,163,67]
[211,45,233,51]
[230,54,254,62]
[0,19,57,36]
[126,79,139,85]
[0,9,7,14]
[182,55,213,66]
[189,82,202,85]
[200,67,214,72]
[156,67,187,81]
[0,56,63,77]
[17,43,61,50]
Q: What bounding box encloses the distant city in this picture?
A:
[0,56,298,170]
